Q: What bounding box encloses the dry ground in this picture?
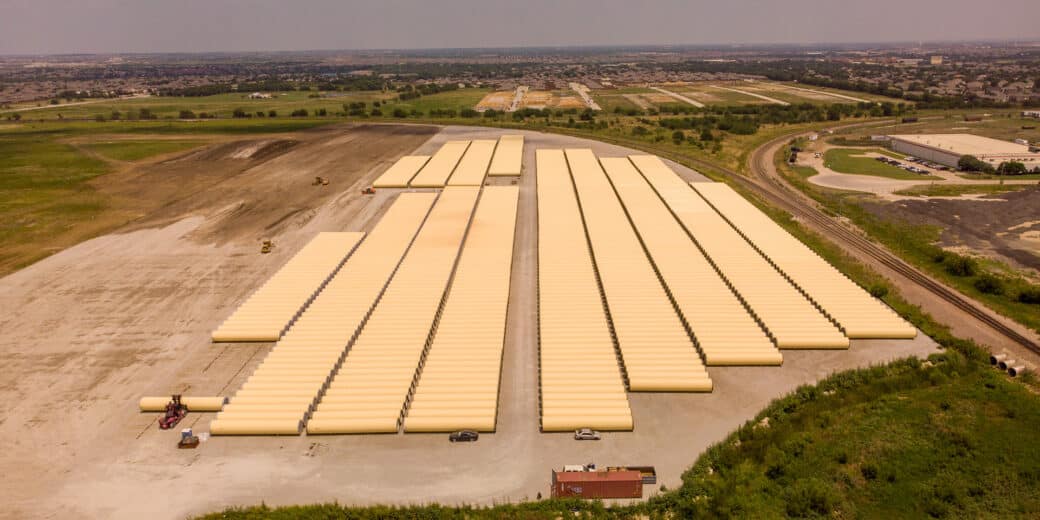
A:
[861,189,1040,275]
[0,125,938,519]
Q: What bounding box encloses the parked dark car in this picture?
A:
[449,430,479,442]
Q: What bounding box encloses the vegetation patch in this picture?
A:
[893,183,1031,197]
[80,139,205,162]
[824,148,941,180]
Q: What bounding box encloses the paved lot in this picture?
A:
[0,125,937,519]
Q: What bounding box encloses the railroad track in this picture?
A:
[741,131,1040,355]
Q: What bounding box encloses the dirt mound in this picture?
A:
[173,138,299,163]
[96,123,437,244]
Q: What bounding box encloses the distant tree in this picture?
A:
[268,110,277,117]
[392,108,408,118]
[232,108,249,118]
[460,108,478,118]
[110,110,121,121]
[291,108,308,117]
[410,109,422,117]
[179,110,196,119]
[369,108,382,116]
[483,109,499,118]
[996,161,1027,175]
[11,113,21,121]
[49,99,59,105]
[700,128,714,141]
[957,155,995,173]
[256,111,265,118]
[632,126,649,137]
[672,130,685,143]
[94,114,106,122]
[317,108,327,116]
[139,108,157,119]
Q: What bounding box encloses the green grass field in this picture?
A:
[384,88,492,114]
[791,164,820,179]
[590,93,645,113]
[893,183,1033,197]
[0,118,338,273]
[0,129,110,271]
[2,91,396,121]
[80,139,205,161]
[825,148,942,180]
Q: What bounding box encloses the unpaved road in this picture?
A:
[0,124,937,519]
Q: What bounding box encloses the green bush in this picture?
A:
[1018,288,1040,305]
[942,256,976,277]
[973,274,1004,294]
[784,478,837,517]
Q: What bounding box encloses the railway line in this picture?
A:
[740,130,1040,355]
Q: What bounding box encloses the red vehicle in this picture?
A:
[159,395,187,430]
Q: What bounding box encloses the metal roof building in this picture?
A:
[888,133,1040,168]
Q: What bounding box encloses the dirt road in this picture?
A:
[0,125,936,519]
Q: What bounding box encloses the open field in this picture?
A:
[824,148,942,180]
[0,124,940,519]
[0,119,340,274]
[2,91,399,121]
[855,115,1040,145]
[393,88,492,114]
[892,183,1034,197]
[474,90,515,112]
[80,138,206,162]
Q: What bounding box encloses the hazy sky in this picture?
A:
[2,0,1039,54]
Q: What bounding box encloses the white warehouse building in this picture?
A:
[888,134,1040,168]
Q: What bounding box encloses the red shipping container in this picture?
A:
[551,470,643,499]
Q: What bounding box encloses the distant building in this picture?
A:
[1024,111,1040,119]
[871,135,891,141]
[247,92,272,99]
[930,55,944,66]
[888,133,1040,168]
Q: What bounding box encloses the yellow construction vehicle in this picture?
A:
[261,240,274,254]
[313,176,329,186]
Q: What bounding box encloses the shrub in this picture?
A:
[1017,288,1040,305]
[179,110,196,119]
[861,464,879,481]
[973,274,1004,295]
[392,108,408,118]
[943,256,976,277]
[868,283,889,298]
[784,478,837,517]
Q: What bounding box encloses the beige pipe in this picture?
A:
[139,396,227,412]
[209,418,303,435]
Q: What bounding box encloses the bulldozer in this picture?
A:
[313,176,329,186]
[361,187,376,195]
[261,240,274,254]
